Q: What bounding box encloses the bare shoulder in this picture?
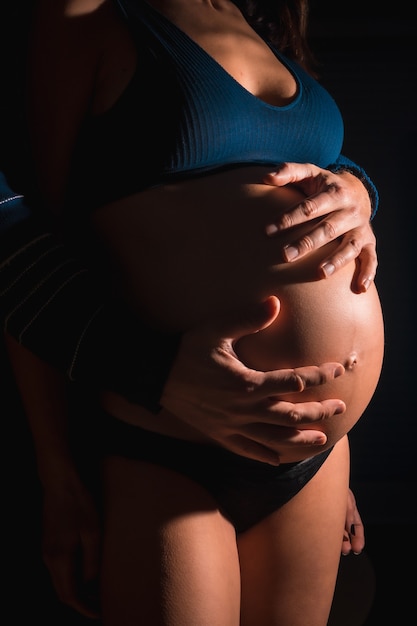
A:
[31,0,123,54]
[34,0,116,33]
[63,0,108,16]
[30,0,123,81]
[37,0,108,18]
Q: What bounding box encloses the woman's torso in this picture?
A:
[93,166,384,462]
[65,0,383,462]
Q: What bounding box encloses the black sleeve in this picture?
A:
[0,174,180,413]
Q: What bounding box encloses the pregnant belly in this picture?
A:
[93,167,384,461]
[235,267,384,461]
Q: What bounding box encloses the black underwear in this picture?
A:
[96,411,333,534]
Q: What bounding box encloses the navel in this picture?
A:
[345,352,358,371]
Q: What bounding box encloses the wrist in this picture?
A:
[35,454,83,492]
[327,162,378,219]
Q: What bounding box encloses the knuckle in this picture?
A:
[285,369,306,391]
[320,219,337,241]
[239,371,261,395]
[315,371,329,386]
[321,173,342,193]
[293,372,306,391]
[325,179,341,195]
[296,233,315,253]
[329,253,346,271]
[278,211,296,230]
[300,197,319,218]
[347,237,362,256]
[364,239,377,257]
[314,406,327,421]
[287,408,303,424]
[294,365,323,387]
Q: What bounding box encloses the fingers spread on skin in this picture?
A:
[225,434,283,464]
[251,363,345,399]
[282,217,338,262]
[319,232,362,277]
[280,217,376,285]
[240,422,328,446]
[319,230,377,286]
[227,426,329,465]
[263,166,376,287]
[350,241,378,292]
[266,399,346,424]
[265,172,340,235]
[267,193,324,234]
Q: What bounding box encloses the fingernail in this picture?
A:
[362,278,371,291]
[266,223,278,236]
[321,262,335,277]
[334,365,344,378]
[283,245,299,261]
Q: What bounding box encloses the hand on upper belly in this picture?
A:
[92,167,384,460]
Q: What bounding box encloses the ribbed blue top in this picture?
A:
[69,0,346,211]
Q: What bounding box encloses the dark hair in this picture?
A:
[232,1,316,72]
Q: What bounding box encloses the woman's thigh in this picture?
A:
[100,456,241,626]
[238,436,350,626]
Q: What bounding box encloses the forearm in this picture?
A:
[4,332,76,487]
[0,178,180,411]
[1,217,104,379]
[1,231,180,409]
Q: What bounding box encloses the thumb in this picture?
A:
[213,296,280,341]
[263,162,318,187]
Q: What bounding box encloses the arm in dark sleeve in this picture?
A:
[0,172,180,412]
[327,154,379,220]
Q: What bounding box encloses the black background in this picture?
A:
[1,2,416,624]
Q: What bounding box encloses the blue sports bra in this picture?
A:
[68,0,347,212]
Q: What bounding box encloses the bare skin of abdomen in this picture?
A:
[92,165,384,463]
